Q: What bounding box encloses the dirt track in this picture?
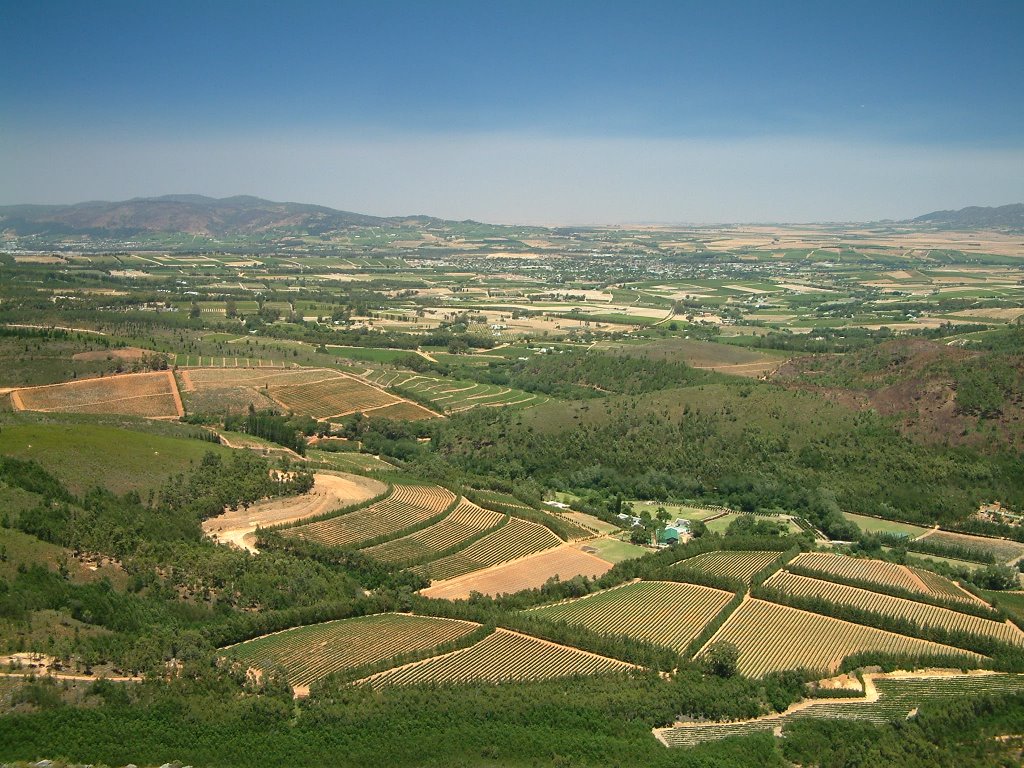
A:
[203,471,387,552]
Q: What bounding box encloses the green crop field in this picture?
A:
[0,418,233,495]
[843,512,928,538]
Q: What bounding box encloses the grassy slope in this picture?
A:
[0,416,233,495]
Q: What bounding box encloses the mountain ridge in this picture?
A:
[913,203,1024,230]
[0,195,456,238]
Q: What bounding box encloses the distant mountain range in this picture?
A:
[2,195,1022,238]
[0,195,448,239]
[913,203,1024,230]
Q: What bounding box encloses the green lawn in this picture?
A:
[629,500,722,522]
[843,511,928,538]
[582,537,649,564]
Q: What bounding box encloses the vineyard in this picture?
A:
[529,580,735,653]
[764,570,1024,647]
[412,517,562,582]
[788,552,979,604]
[470,491,597,540]
[362,500,505,565]
[173,355,289,368]
[359,628,636,687]
[657,672,1024,747]
[420,545,615,600]
[918,529,1024,564]
[180,367,344,390]
[222,613,479,691]
[284,483,457,549]
[11,370,183,418]
[179,367,346,415]
[367,370,549,412]
[272,374,407,419]
[699,598,982,678]
[675,551,781,583]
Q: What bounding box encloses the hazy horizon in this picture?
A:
[3,1,1022,225]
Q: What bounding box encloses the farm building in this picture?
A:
[657,526,684,546]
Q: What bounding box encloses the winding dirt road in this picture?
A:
[203,471,387,552]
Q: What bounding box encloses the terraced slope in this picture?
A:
[700,597,983,678]
[284,483,456,548]
[362,500,505,565]
[529,580,734,653]
[223,613,479,691]
[412,518,562,582]
[764,570,1024,647]
[361,628,636,687]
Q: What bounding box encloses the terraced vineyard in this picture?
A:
[412,517,562,582]
[222,613,480,690]
[273,374,405,419]
[789,552,979,604]
[701,598,983,678]
[368,370,549,413]
[676,551,782,583]
[764,570,1024,647]
[362,500,506,565]
[529,581,734,653]
[360,628,636,687]
[657,673,1024,747]
[284,483,457,549]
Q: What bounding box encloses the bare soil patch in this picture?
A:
[203,471,387,552]
[420,544,614,600]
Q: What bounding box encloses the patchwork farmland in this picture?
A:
[223,613,480,693]
[529,580,735,653]
[917,529,1024,564]
[699,598,982,678]
[359,628,637,687]
[178,366,438,420]
[764,570,1024,647]
[283,483,457,548]
[11,370,183,419]
[788,552,981,605]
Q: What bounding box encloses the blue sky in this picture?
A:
[3,1,1022,222]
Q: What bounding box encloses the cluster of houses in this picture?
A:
[616,513,692,546]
